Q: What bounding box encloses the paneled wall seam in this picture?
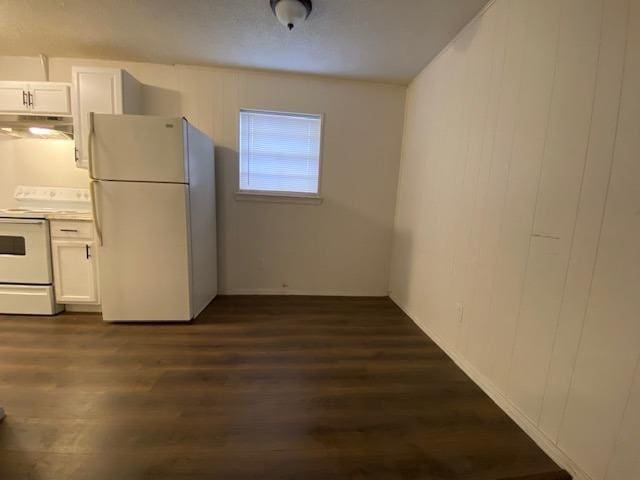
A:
[447,12,493,344]
[454,4,506,349]
[554,0,633,451]
[603,352,640,478]
[504,0,565,397]
[535,0,608,429]
[483,0,530,372]
[459,0,511,357]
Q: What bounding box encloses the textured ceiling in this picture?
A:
[0,0,488,84]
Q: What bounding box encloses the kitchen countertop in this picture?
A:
[47,212,93,221]
[0,209,93,221]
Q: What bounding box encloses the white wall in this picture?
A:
[389,1,640,479]
[0,56,406,296]
[0,140,89,207]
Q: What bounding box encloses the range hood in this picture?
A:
[0,114,74,140]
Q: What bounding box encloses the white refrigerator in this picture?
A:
[89,114,217,322]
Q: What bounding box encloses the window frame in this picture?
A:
[236,108,325,203]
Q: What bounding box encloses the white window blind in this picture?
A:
[239,109,322,195]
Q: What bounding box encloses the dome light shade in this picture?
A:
[270,0,312,31]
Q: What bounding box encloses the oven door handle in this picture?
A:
[0,218,46,225]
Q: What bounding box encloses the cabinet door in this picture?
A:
[71,68,123,169]
[29,82,71,114]
[52,240,99,304]
[0,82,29,112]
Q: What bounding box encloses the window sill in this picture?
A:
[234,191,323,205]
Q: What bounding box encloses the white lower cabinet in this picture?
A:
[50,220,100,305]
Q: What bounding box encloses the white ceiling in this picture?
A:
[0,0,488,85]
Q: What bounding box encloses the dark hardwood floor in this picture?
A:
[0,296,570,480]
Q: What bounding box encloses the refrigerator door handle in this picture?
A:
[88,111,96,179]
[90,180,103,246]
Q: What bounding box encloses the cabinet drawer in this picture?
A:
[50,220,93,239]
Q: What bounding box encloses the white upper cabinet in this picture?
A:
[0,81,70,115]
[71,67,142,169]
[30,83,71,113]
[0,82,29,112]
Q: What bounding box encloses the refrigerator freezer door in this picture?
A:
[91,114,188,183]
[94,180,192,321]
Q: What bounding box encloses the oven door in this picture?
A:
[0,218,52,284]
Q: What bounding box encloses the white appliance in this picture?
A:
[0,217,60,314]
[89,113,217,322]
[0,186,91,315]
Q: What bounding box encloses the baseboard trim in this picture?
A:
[389,294,591,480]
[219,289,388,297]
[64,304,102,313]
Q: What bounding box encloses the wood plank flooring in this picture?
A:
[0,296,570,479]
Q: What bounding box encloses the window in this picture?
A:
[239,109,322,196]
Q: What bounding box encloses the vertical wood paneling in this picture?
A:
[604,360,640,479]
[462,0,528,377]
[435,4,498,346]
[456,0,510,355]
[507,0,604,422]
[448,4,502,349]
[539,0,630,443]
[556,0,640,476]
[424,30,471,343]
[390,0,640,478]
[486,0,561,392]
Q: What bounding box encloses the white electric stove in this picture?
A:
[0,185,91,315]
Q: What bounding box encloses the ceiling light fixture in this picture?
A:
[270,0,312,31]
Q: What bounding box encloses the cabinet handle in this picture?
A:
[22,91,28,107]
[86,244,91,259]
[28,91,33,107]
[60,229,78,232]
